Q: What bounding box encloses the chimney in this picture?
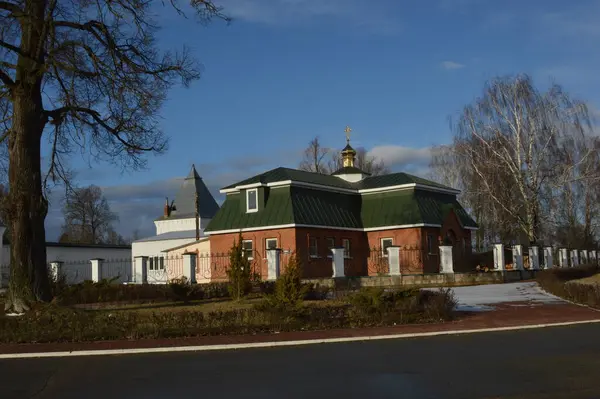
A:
[164,197,170,217]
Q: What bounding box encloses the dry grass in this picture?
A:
[569,273,600,286]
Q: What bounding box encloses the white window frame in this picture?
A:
[309,237,319,258]
[265,238,278,257]
[149,256,164,271]
[381,238,393,257]
[242,239,254,260]
[342,238,351,258]
[246,189,258,213]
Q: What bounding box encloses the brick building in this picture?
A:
[205,134,477,278]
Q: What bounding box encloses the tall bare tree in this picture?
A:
[60,185,117,244]
[0,1,228,312]
[451,74,598,244]
[299,136,390,176]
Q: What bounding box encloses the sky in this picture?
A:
[43,0,600,240]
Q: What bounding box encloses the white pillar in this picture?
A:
[331,247,345,278]
[559,248,568,268]
[439,245,454,273]
[494,244,505,271]
[134,256,148,284]
[183,253,197,283]
[90,258,104,283]
[590,250,597,265]
[580,250,588,264]
[49,261,64,282]
[512,245,524,271]
[543,247,553,269]
[570,250,579,267]
[529,246,539,270]
[387,246,401,276]
[266,248,281,280]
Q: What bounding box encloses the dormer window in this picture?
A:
[246,189,258,213]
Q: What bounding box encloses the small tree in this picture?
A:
[266,255,307,312]
[226,235,252,300]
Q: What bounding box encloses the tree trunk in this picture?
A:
[5,88,51,313]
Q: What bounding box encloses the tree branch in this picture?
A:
[0,68,14,88]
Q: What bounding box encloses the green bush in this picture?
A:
[257,255,308,316]
[227,235,253,300]
[0,287,458,344]
[537,264,600,309]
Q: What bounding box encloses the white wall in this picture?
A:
[154,217,212,235]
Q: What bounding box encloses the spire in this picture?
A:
[341,125,356,168]
[187,164,201,180]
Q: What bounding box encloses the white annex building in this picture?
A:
[131,165,219,268]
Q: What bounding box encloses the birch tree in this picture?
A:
[0,0,228,313]
[452,74,597,244]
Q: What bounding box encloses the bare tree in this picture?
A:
[0,1,228,312]
[451,74,598,244]
[299,137,330,174]
[61,185,117,244]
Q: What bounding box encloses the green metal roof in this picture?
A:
[221,166,456,192]
[205,185,478,232]
[331,166,370,176]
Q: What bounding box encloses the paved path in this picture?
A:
[445,281,565,311]
[2,323,600,399]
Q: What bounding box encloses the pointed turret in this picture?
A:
[332,126,370,182]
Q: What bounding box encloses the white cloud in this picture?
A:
[217,0,400,34]
[441,61,465,70]
[368,145,432,170]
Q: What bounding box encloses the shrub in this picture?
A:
[537,264,600,309]
[226,235,253,300]
[168,277,194,304]
[258,255,308,315]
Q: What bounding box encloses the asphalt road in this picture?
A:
[2,323,600,399]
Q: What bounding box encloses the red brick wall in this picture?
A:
[208,228,297,279]
[366,228,425,274]
[440,210,473,273]
[294,227,368,278]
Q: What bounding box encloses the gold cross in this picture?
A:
[344,125,352,143]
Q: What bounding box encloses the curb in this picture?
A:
[2,318,600,360]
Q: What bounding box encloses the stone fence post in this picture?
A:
[90,258,104,283]
[590,250,598,265]
[183,253,197,284]
[49,261,64,282]
[559,249,568,268]
[570,250,579,267]
[512,245,524,271]
[529,246,539,270]
[331,248,345,278]
[543,247,553,269]
[266,249,281,280]
[387,246,401,276]
[494,244,505,271]
[439,245,453,273]
[580,250,589,264]
[134,256,148,284]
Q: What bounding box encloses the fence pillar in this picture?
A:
[439,245,454,273]
[182,253,197,283]
[134,256,148,284]
[49,261,64,281]
[90,258,104,282]
[543,247,553,269]
[266,249,281,280]
[512,245,524,271]
[590,250,597,265]
[580,250,588,265]
[493,244,505,271]
[570,250,579,267]
[387,246,401,276]
[559,249,568,268]
[331,248,345,278]
[529,246,539,270]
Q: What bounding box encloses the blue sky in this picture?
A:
[44,0,600,240]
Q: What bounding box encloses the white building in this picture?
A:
[131,164,219,270]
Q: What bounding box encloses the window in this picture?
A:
[309,237,318,257]
[326,237,335,249]
[148,256,164,271]
[265,238,278,256]
[342,238,351,258]
[381,238,393,257]
[242,240,254,260]
[427,234,435,255]
[246,189,258,213]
